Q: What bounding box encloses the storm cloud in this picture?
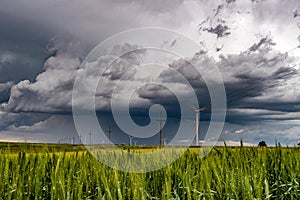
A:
[0,0,300,145]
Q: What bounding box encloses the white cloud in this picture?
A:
[234,129,244,134]
[1,40,81,112]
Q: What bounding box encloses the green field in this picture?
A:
[0,143,299,199]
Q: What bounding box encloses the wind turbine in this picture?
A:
[23,135,27,143]
[193,105,207,146]
[88,130,92,145]
[162,138,167,146]
[129,136,134,146]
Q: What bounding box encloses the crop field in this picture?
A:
[0,143,299,199]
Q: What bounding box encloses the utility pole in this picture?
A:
[107,126,112,143]
[195,111,199,146]
[88,131,92,151]
[156,111,166,147]
[79,134,82,144]
[89,131,92,145]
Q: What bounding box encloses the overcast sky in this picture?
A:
[0,0,300,146]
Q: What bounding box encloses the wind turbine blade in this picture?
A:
[191,105,198,110]
[199,104,210,111]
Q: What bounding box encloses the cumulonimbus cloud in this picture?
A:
[0,36,298,126]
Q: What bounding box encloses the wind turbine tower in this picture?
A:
[193,106,206,146]
[129,136,134,146]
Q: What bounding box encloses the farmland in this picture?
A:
[0,143,299,199]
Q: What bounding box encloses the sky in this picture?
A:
[0,0,300,146]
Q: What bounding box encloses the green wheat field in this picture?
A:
[0,142,299,199]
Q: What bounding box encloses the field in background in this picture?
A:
[0,143,299,199]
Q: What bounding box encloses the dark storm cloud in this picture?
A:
[1,55,80,113]
[0,0,187,46]
[0,12,50,83]
[0,0,205,117]
[0,0,155,84]
[136,37,299,124]
[1,42,145,113]
[1,34,299,127]
[203,24,231,38]
[0,38,84,113]
[136,84,181,110]
[248,36,276,52]
[157,54,213,106]
[0,111,50,130]
[0,0,299,145]
[0,82,13,103]
[0,113,79,143]
[219,41,299,122]
[294,9,300,18]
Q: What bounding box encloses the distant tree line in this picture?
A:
[258,141,267,147]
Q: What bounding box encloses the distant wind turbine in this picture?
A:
[162,138,167,146]
[193,105,207,146]
[129,136,134,146]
